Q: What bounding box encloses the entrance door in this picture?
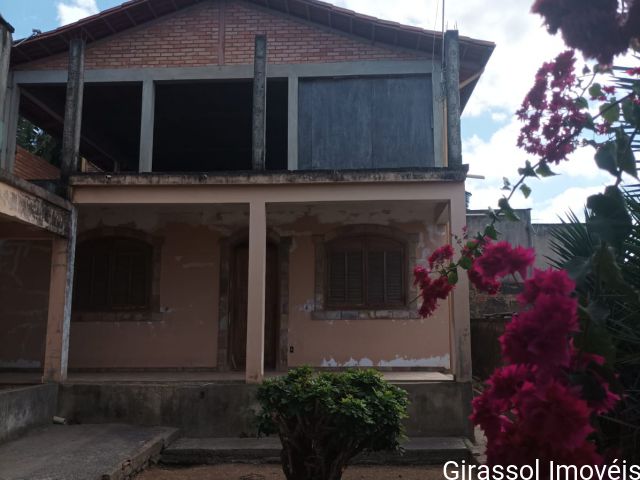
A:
[229,243,279,370]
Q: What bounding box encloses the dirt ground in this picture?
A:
[137,464,447,480]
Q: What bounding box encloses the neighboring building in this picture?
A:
[0,0,493,439]
[467,209,565,378]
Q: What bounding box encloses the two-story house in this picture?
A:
[0,0,493,439]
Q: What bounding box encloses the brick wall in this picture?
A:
[14,146,60,180]
[16,1,425,71]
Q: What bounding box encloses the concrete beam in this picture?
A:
[444,30,462,167]
[13,60,433,85]
[287,75,298,171]
[43,208,77,383]
[252,35,267,171]
[245,201,267,383]
[0,174,72,237]
[60,38,86,192]
[139,79,155,172]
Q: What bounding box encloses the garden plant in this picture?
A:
[256,367,408,480]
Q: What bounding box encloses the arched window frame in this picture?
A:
[72,228,162,322]
[313,225,420,320]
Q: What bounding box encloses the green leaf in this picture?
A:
[621,98,640,127]
[484,224,499,241]
[565,256,592,285]
[517,160,538,178]
[600,102,620,124]
[447,270,459,284]
[593,243,639,302]
[498,197,520,222]
[458,256,473,270]
[575,96,589,109]
[589,83,603,98]
[520,184,532,199]
[535,162,558,177]
[615,130,638,178]
[501,177,511,191]
[587,300,610,326]
[594,141,619,176]
[587,186,633,252]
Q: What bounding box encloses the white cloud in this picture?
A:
[57,0,99,26]
[532,186,605,223]
[330,0,567,118]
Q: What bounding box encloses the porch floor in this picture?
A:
[0,370,453,385]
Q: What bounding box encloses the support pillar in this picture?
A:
[139,79,155,172]
[252,35,267,170]
[0,17,14,171]
[60,38,86,193]
[444,30,462,167]
[43,208,77,383]
[448,183,471,382]
[245,201,267,383]
[287,75,298,171]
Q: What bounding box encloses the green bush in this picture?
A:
[256,367,409,480]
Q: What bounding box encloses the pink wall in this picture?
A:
[69,222,220,369]
[68,204,451,371]
[284,223,451,369]
[0,240,51,369]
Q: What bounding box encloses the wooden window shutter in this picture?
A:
[327,235,405,309]
[74,236,152,313]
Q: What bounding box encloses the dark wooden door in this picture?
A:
[229,244,279,370]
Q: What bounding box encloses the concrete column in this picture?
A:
[287,75,298,171]
[245,201,267,383]
[448,183,471,382]
[444,30,462,167]
[139,79,155,172]
[43,208,77,383]
[252,35,267,170]
[60,38,86,191]
[0,18,14,172]
[1,81,19,173]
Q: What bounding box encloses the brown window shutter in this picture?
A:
[385,249,404,305]
[366,250,386,305]
[74,236,152,313]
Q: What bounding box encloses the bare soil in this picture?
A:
[137,464,446,480]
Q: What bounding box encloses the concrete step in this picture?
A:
[161,436,470,466]
[0,424,179,480]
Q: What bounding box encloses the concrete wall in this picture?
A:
[70,202,451,370]
[57,381,471,438]
[0,384,58,444]
[70,210,222,369]
[0,240,51,370]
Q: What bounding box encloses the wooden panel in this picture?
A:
[298,75,434,170]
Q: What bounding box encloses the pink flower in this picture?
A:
[518,268,575,305]
[428,244,454,269]
[413,267,454,318]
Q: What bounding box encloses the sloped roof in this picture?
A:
[9,0,494,106]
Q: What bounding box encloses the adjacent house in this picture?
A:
[0,0,493,438]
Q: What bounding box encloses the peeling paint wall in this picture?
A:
[286,229,451,369]
[69,203,452,370]
[69,207,228,369]
[0,240,51,370]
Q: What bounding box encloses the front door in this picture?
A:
[229,243,279,370]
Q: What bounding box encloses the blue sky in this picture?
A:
[0,0,617,222]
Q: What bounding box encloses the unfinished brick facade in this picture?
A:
[14,146,60,181]
[15,1,425,71]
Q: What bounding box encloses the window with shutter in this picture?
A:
[326,236,405,309]
[74,237,152,312]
